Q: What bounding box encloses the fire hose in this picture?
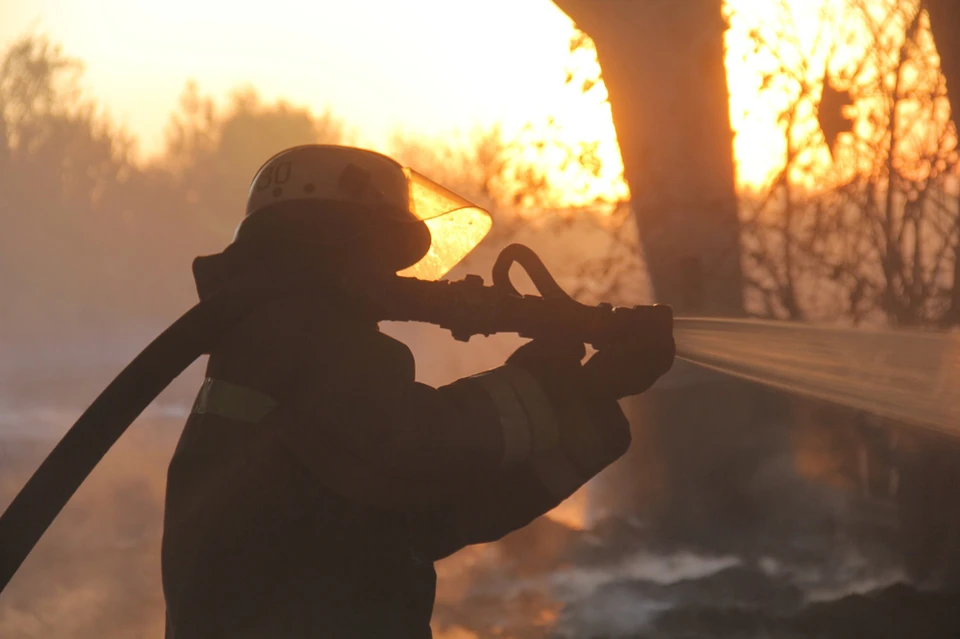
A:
[0,243,672,593]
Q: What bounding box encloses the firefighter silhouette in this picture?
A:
[160,145,675,638]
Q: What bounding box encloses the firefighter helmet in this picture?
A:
[236,145,491,280]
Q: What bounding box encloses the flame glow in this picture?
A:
[545,489,589,530]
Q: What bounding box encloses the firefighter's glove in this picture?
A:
[583,333,675,401]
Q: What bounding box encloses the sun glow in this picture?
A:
[544,0,949,201]
[0,0,908,206]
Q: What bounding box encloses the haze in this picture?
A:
[0,0,831,190]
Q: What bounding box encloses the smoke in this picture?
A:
[1,346,957,638]
[0,416,178,639]
[2,201,957,637]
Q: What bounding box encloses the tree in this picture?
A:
[388,58,641,302]
[923,0,960,323]
[551,1,796,553]
[0,34,147,340]
[162,83,348,248]
[553,0,744,316]
[735,0,960,588]
[739,0,959,326]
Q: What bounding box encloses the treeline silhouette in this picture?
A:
[0,32,637,399]
[0,35,348,351]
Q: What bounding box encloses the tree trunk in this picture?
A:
[924,0,960,325]
[553,0,744,316]
[925,1,960,107]
[900,0,960,588]
[554,1,785,545]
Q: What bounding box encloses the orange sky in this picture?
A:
[0,0,844,192]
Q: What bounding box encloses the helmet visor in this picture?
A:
[398,168,492,280]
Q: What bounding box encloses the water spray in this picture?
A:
[673,318,960,438]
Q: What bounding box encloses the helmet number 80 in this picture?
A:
[256,161,292,191]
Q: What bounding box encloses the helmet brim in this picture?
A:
[233,200,432,273]
[234,197,491,279]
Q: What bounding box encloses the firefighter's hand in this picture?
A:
[583,334,675,401]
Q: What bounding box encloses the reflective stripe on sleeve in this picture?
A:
[482,365,595,498]
[470,370,533,467]
[469,364,577,489]
[192,378,278,424]
[497,365,560,452]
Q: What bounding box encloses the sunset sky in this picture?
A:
[0,0,840,190]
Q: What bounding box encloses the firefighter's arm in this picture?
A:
[273,325,625,512]
[404,340,628,560]
[408,334,676,561]
[274,319,671,516]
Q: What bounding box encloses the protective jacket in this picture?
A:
[161,255,633,639]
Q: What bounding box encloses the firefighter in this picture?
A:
[160,145,675,638]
